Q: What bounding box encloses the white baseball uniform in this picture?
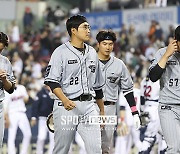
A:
[3,84,31,154]
[115,88,142,154]
[140,77,167,153]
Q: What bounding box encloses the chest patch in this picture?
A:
[68,59,78,64]
[89,65,96,73]
[107,76,118,83]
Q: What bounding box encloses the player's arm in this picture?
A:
[0,70,15,93]
[44,81,76,110]
[149,40,178,82]
[123,91,139,115]
[95,89,104,115]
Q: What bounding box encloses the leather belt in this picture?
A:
[104,101,115,105]
[71,94,93,101]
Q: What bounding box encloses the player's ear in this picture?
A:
[71,28,77,35]
[97,42,100,48]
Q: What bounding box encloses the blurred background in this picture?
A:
[0,0,180,153]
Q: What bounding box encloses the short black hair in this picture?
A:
[96,30,116,43]
[66,14,87,36]
[0,32,8,47]
[175,25,180,41]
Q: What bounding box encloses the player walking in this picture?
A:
[0,32,16,150]
[3,80,31,154]
[149,25,180,153]
[139,76,167,153]
[96,30,141,154]
[44,15,105,154]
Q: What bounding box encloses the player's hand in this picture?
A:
[165,39,178,58]
[133,114,141,130]
[63,99,76,111]
[0,70,7,81]
[100,110,105,129]
[30,119,37,127]
[117,121,129,136]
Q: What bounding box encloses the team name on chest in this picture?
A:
[167,60,177,65]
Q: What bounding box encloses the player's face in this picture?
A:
[98,40,114,56]
[0,43,5,52]
[76,22,91,41]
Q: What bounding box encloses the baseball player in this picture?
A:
[0,32,16,150]
[149,25,180,153]
[96,30,141,154]
[44,15,105,154]
[115,82,142,154]
[3,80,31,154]
[139,76,167,153]
[30,85,54,154]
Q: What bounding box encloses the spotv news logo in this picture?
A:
[60,115,117,125]
[89,115,117,125]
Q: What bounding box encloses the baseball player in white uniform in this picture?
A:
[96,30,141,154]
[3,82,32,154]
[149,26,180,154]
[0,32,16,150]
[44,15,105,154]
[139,76,167,153]
[115,82,142,154]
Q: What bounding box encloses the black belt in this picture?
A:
[104,101,115,105]
[146,99,158,102]
[71,94,93,101]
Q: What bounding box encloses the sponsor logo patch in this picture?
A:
[68,59,78,64]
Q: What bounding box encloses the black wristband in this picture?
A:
[95,89,103,99]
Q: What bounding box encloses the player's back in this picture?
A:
[140,77,160,106]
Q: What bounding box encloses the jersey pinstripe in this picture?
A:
[44,41,104,99]
[99,55,133,102]
[149,47,180,104]
[0,55,15,102]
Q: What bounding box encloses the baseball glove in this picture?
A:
[46,113,54,133]
[140,112,150,126]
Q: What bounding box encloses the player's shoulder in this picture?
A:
[113,56,126,66]
[0,55,11,64]
[16,84,25,89]
[156,47,167,56]
[52,43,66,55]
[85,43,96,53]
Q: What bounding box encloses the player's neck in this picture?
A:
[98,52,110,60]
[70,38,84,49]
